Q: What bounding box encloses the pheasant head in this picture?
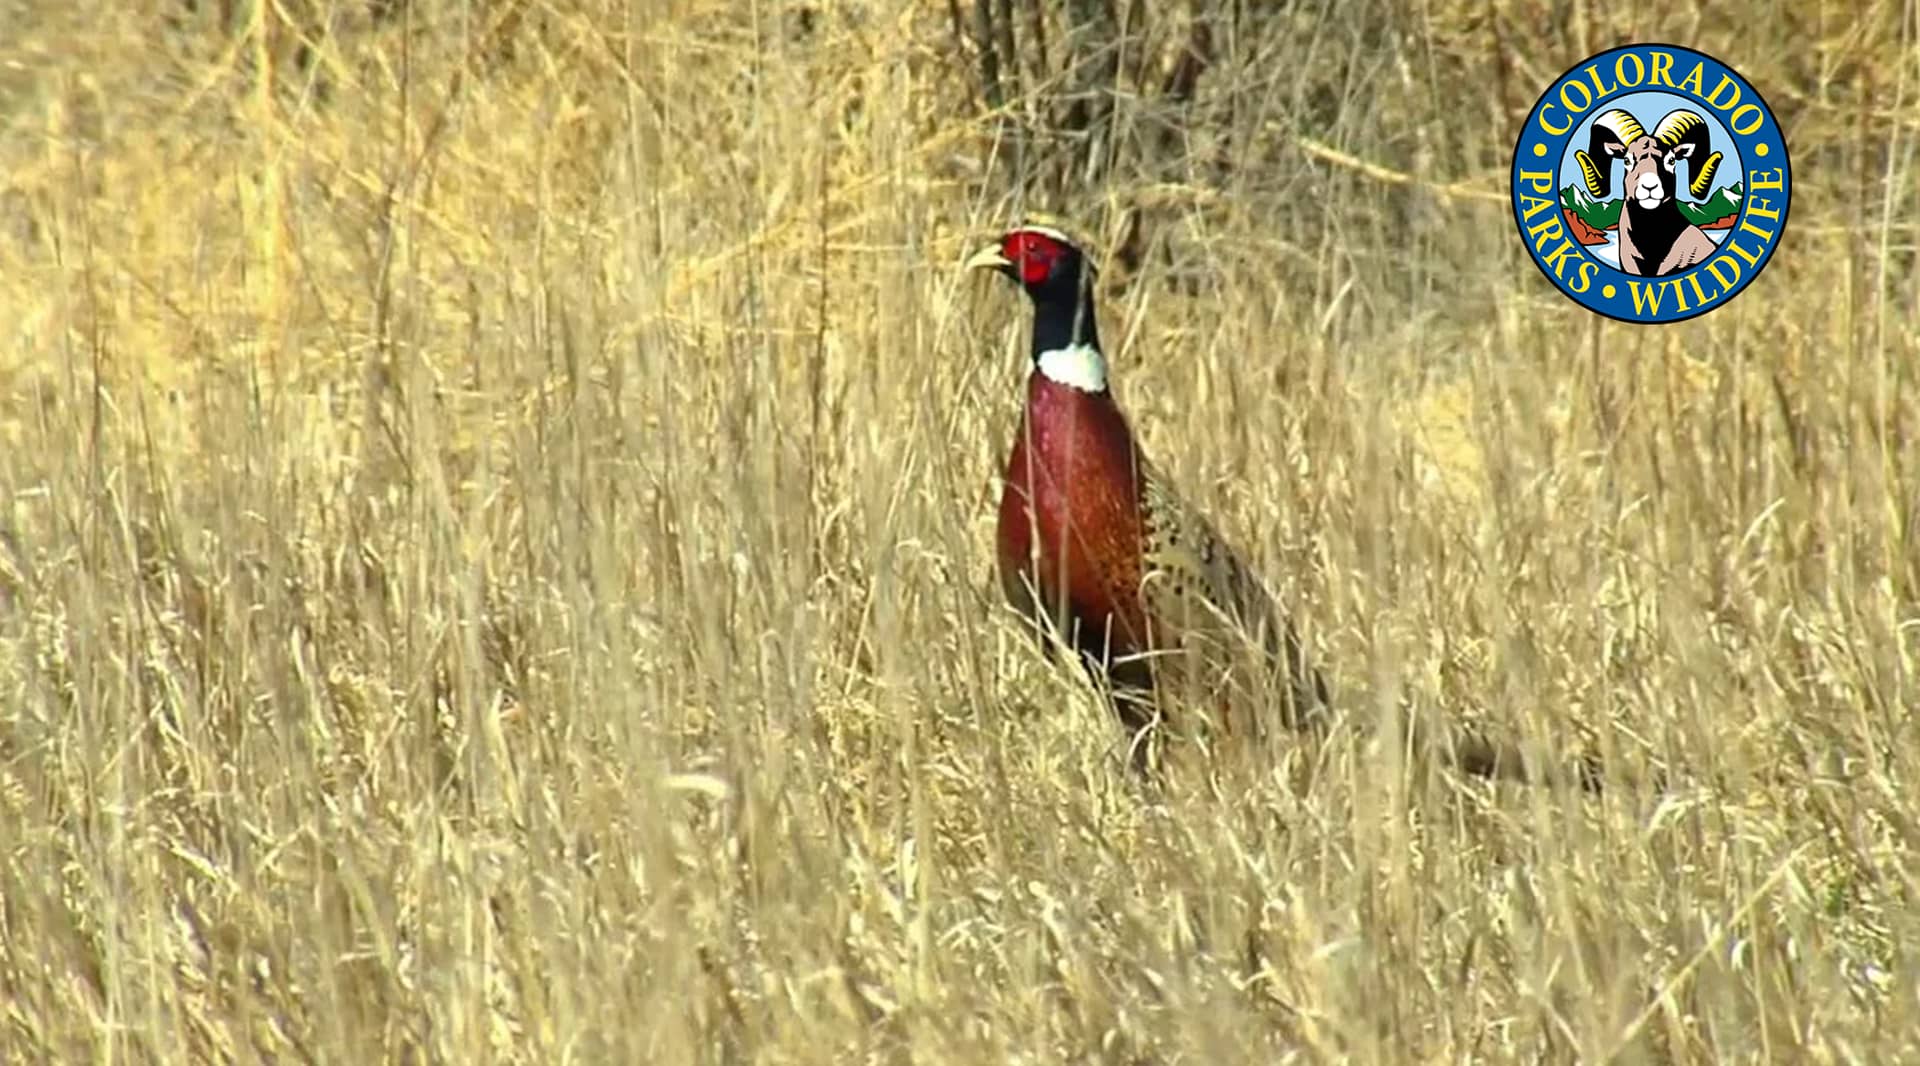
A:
[965,223,1107,392]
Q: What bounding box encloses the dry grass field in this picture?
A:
[2,1,1917,1061]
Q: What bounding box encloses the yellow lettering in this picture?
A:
[1749,168,1786,191]
[1727,236,1763,268]
[1517,194,1557,220]
[1677,61,1705,96]
[1570,259,1598,293]
[1560,80,1592,114]
[1583,63,1616,100]
[1614,53,1645,88]
[1527,214,1566,250]
[1705,255,1741,289]
[1705,75,1741,111]
[1747,195,1780,222]
[1538,102,1570,136]
[1517,168,1558,197]
[1729,104,1763,135]
[1649,51,1675,88]
[1629,279,1666,315]
[1739,217,1775,242]
[1685,270,1713,306]
[1542,238,1581,278]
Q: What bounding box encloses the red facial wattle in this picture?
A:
[1004,231,1063,286]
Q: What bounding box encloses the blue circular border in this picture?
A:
[1510,44,1792,325]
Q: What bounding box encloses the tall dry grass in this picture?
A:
[1,0,1915,1061]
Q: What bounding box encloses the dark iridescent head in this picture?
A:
[967,223,1102,357]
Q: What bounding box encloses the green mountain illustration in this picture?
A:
[1561,183,1621,230]
[1560,181,1744,240]
[1676,183,1744,227]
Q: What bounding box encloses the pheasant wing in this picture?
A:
[1134,462,1328,737]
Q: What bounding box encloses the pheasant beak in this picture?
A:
[965,244,1015,276]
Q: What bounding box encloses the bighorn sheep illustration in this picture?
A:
[1575,108,1727,277]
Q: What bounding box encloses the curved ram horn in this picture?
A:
[1574,108,1648,199]
[1654,109,1724,200]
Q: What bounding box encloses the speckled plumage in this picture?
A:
[1131,457,1329,732]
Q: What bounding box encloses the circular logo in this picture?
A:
[1510,44,1791,324]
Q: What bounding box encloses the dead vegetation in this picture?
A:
[1,0,1916,1061]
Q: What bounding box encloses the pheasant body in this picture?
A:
[973,226,1326,754]
[968,222,1601,789]
[995,367,1149,682]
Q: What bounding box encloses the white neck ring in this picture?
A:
[1036,343,1107,393]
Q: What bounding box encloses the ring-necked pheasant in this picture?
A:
[968,222,1600,789]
